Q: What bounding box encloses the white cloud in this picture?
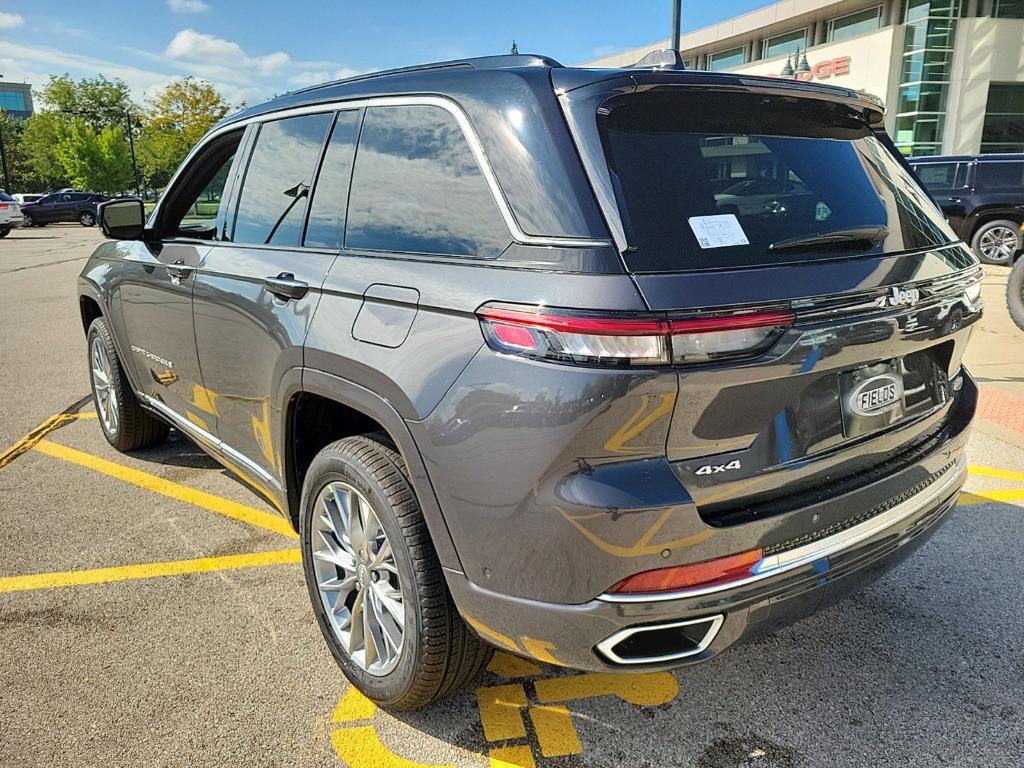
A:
[0,12,24,28]
[287,67,363,87]
[166,29,290,75]
[167,0,210,13]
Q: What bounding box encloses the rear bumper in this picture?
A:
[446,395,972,671]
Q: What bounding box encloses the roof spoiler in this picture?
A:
[630,49,686,70]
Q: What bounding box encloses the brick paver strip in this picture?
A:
[977,386,1024,435]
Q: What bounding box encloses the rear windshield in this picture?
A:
[0,192,12,202]
[598,90,955,272]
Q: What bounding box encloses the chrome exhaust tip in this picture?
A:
[595,614,724,666]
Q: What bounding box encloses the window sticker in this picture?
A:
[688,214,750,249]
[815,201,833,222]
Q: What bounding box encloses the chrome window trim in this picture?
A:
[598,455,966,604]
[141,394,279,489]
[595,614,725,666]
[152,96,611,250]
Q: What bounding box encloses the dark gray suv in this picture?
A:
[78,54,982,710]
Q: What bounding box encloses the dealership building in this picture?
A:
[585,0,1024,156]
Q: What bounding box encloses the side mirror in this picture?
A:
[98,198,147,240]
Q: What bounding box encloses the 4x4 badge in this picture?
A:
[875,286,921,308]
[695,459,742,476]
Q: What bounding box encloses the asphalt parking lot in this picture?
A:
[2,225,1023,768]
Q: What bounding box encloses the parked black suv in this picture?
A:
[21,191,107,227]
[910,153,1024,265]
[79,54,981,710]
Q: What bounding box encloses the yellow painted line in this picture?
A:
[477,683,528,742]
[528,705,582,757]
[968,464,1024,484]
[332,687,377,723]
[488,745,535,768]
[0,399,90,470]
[0,549,300,593]
[534,671,679,707]
[331,726,454,768]
[76,411,98,419]
[972,487,1024,503]
[33,439,297,539]
[487,652,543,679]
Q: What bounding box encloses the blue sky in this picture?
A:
[0,0,770,106]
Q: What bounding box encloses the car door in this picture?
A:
[115,128,246,433]
[34,194,62,223]
[191,110,353,487]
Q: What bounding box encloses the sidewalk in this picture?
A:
[964,264,1024,450]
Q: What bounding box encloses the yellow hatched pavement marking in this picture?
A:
[33,438,297,539]
[968,464,1024,484]
[488,745,535,768]
[331,726,455,768]
[0,549,300,593]
[477,683,528,742]
[528,705,582,757]
[332,687,377,723]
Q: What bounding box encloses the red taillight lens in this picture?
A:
[608,548,764,595]
[478,306,670,366]
[477,304,793,367]
[0,203,8,210]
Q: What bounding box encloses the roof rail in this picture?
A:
[630,49,687,70]
[294,53,563,95]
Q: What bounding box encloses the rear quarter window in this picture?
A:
[974,161,1024,190]
[345,104,510,258]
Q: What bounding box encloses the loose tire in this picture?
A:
[87,318,169,451]
[79,210,96,227]
[300,435,492,710]
[1008,258,1024,334]
[972,219,1021,266]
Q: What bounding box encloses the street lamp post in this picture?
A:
[671,0,681,51]
[0,73,11,191]
[122,108,142,198]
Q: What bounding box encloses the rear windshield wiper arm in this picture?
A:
[769,225,889,253]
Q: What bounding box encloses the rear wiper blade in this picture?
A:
[768,225,889,253]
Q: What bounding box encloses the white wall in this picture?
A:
[944,17,1024,155]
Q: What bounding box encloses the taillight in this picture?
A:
[477,304,794,367]
[608,548,763,595]
[0,203,8,210]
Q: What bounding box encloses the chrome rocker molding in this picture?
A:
[595,614,725,666]
[140,394,279,489]
[599,455,967,604]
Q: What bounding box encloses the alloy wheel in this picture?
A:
[979,225,1019,263]
[312,480,405,676]
[90,336,119,435]
[81,212,95,226]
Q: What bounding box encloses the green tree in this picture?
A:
[55,119,133,194]
[19,112,69,191]
[38,73,136,132]
[138,78,231,189]
[0,110,33,192]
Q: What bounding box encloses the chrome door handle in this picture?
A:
[167,260,193,280]
[947,197,962,204]
[264,273,308,300]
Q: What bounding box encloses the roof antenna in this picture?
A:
[510,40,518,55]
[671,0,681,52]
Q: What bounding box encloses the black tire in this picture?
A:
[1008,259,1024,334]
[0,227,9,238]
[971,219,1021,266]
[86,317,169,451]
[79,210,96,227]
[300,435,492,710]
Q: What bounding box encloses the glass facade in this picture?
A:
[994,0,1024,18]
[894,0,960,156]
[763,29,806,59]
[0,90,27,112]
[981,83,1024,153]
[707,47,745,71]
[828,6,883,41]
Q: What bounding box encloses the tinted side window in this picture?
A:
[974,161,1024,190]
[304,110,360,250]
[233,113,332,246]
[346,105,509,257]
[915,162,958,190]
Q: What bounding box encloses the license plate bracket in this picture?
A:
[840,360,906,438]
